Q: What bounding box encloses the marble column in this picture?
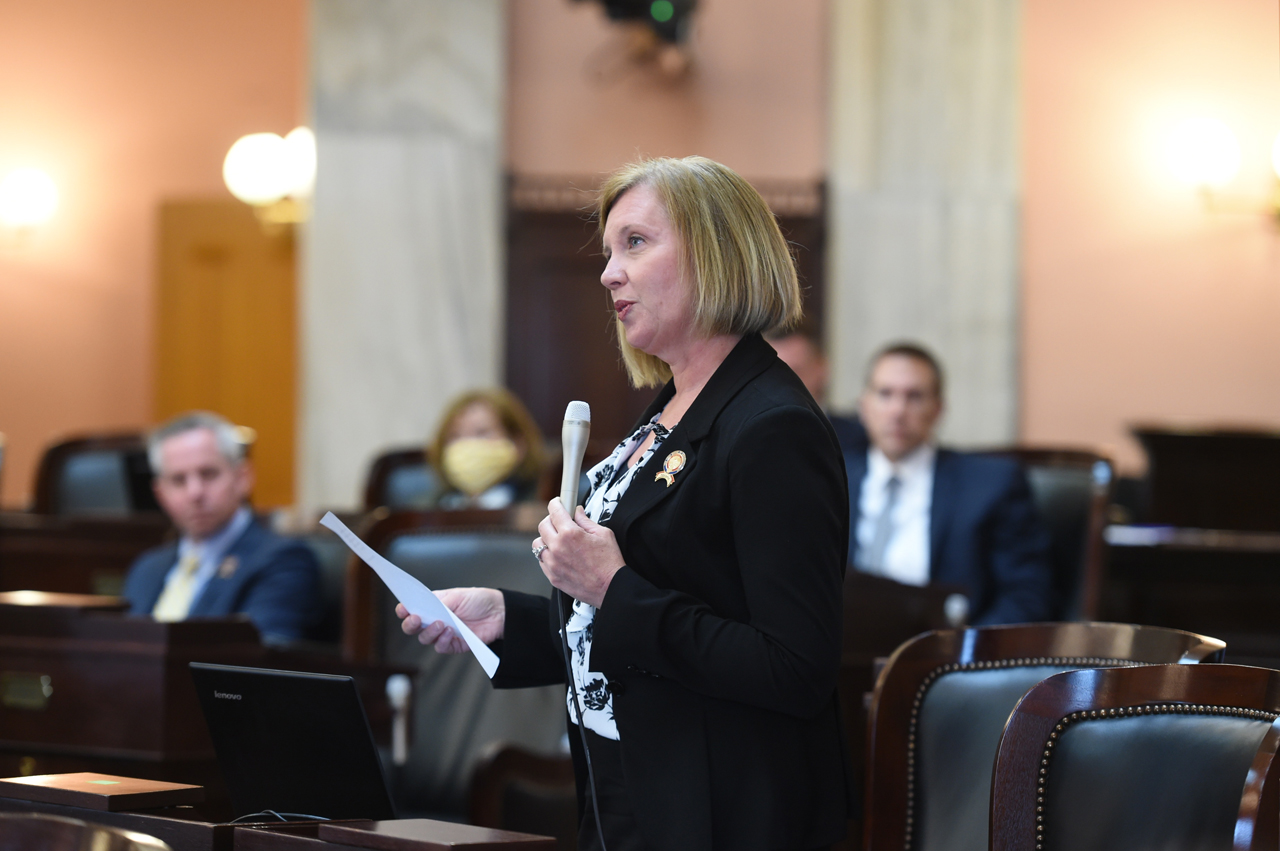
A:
[827,0,1021,444]
[302,0,505,509]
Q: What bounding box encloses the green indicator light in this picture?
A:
[650,0,674,23]
[89,780,121,785]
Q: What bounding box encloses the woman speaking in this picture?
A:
[398,156,852,851]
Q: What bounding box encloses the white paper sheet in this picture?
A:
[319,512,499,677]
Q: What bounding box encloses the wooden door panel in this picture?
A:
[155,201,296,507]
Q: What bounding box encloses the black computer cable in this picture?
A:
[228,810,330,823]
[557,590,610,851]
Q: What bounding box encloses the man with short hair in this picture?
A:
[848,343,1053,625]
[122,411,320,641]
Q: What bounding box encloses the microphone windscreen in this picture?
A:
[564,400,591,423]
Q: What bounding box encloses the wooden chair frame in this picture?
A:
[980,446,1116,619]
[863,622,1226,851]
[468,742,576,830]
[341,508,525,662]
[362,447,428,510]
[990,663,1280,851]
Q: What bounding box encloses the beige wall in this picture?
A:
[0,0,305,507]
[506,0,827,181]
[1021,0,1280,472]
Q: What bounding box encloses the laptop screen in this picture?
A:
[189,662,396,821]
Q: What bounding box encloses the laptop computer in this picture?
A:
[189,662,396,821]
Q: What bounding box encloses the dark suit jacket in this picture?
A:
[122,517,320,641]
[828,412,868,456]
[846,448,1053,625]
[494,333,852,851]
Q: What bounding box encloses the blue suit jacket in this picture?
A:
[846,448,1053,625]
[123,517,320,641]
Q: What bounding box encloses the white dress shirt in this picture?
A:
[856,444,936,586]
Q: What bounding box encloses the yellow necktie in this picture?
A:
[152,551,202,622]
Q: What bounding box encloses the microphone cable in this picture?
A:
[557,590,610,851]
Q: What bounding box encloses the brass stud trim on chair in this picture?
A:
[901,657,1143,851]
[1032,703,1279,849]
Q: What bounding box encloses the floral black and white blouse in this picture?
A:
[564,411,672,740]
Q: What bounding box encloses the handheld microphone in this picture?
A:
[553,399,607,851]
[560,401,591,512]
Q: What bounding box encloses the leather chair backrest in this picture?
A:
[383,463,438,509]
[915,661,1125,851]
[57,450,132,516]
[1043,709,1275,851]
[299,531,351,644]
[377,531,564,815]
[1022,464,1099,619]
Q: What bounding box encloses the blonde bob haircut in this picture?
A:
[597,156,803,388]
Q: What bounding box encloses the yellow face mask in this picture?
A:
[441,437,520,497]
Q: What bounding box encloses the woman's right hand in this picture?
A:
[397,587,505,654]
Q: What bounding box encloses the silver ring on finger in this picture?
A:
[532,544,548,561]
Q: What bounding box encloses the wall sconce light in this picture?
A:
[223,127,315,227]
[1166,117,1280,221]
[0,167,58,245]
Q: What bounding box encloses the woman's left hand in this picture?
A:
[534,498,625,607]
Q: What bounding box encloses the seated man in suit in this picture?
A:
[849,343,1052,625]
[767,328,867,453]
[123,411,319,641]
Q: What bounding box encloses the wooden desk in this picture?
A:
[1133,427,1280,532]
[0,601,409,819]
[0,511,172,596]
[237,819,557,850]
[1101,525,1280,665]
[0,795,238,851]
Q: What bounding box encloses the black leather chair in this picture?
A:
[864,622,1227,851]
[369,523,567,817]
[32,434,158,516]
[982,448,1114,619]
[298,525,354,645]
[0,813,170,851]
[363,447,438,510]
[991,663,1280,851]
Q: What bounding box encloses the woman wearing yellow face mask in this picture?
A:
[427,389,546,509]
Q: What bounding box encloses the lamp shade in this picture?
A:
[223,133,293,206]
[223,129,317,207]
[282,127,316,199]
[0,168,58,227]
[1166,117,1241,188]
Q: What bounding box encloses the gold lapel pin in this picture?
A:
[655,450,687,487]
[218,556,239,579]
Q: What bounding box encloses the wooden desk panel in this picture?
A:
[0,512,171,596]
[1101,525,1280,665]
[237,820,558,851]
[0,795,234,851]
[0,612,262,760]
[321,819,557,850]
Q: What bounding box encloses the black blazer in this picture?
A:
[122,517,321,641]
[494,333,853,851]
[845,448,1053,625]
